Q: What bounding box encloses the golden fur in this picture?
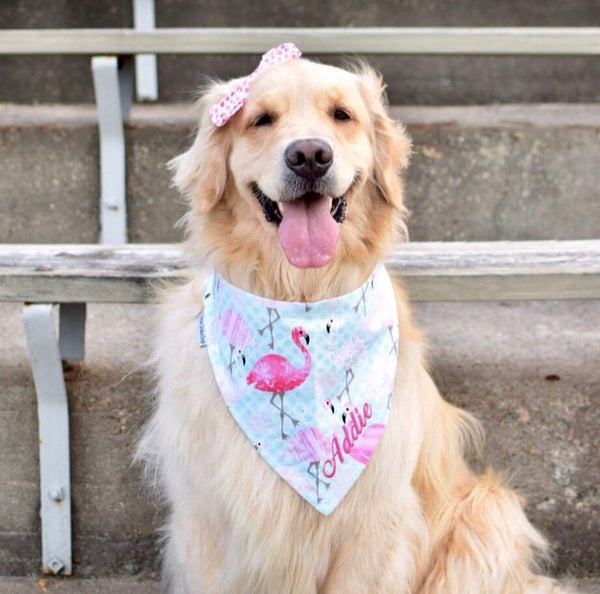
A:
[137,57,575,593]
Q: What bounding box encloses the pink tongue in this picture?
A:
[278,195,340,268]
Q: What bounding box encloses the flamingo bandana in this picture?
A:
[209,42,302,127]
[199,264,399,515]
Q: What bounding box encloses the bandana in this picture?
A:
[199,264,399,515]
[209,42,302,127]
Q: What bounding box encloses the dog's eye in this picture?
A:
[333,108,352,122]
[254,113,275,127]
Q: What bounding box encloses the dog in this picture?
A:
[137,45,575,593]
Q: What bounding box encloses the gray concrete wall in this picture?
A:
[1,298,598,578]
[1,104,599,244]
[1,1,600,105]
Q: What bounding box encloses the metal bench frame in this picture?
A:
[1,21,599,575]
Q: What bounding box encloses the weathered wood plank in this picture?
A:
[389,241,600,302]
[1,28,599,56]
[1,241,599,303]
[0,245,185,304]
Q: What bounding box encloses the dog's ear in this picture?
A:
[169,81,231,214]
[356,65,411,216]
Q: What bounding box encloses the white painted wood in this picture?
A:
[1,28,599,55]
[1,241,599,303]
[133,0,158,101]
[22,305,72,576]
[91,57,130,244]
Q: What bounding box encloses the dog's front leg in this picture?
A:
[317,503,421,594]
[318,541,416,594]
[162,507,225,594]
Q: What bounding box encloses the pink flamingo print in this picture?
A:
[341,403,385,465]
[352,280,371,315]
[246,326,311,440]
[285,426,331,503]
[282,398,338,503]
[326,318,366,402]
[219,308,253,373]
[369,274,398,354]
[257,307,281,350]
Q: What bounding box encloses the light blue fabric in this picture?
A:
[200,263,399,515]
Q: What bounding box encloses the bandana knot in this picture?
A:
[209,43,302,127]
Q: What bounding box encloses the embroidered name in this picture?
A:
[323,402,375,478]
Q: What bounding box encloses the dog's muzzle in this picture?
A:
[252,184,347,227]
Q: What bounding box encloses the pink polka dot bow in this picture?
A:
[209,43,302,127]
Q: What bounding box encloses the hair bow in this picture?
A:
[209,43,302,128]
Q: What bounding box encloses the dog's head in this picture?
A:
[172,56,410,294]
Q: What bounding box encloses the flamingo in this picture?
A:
[282,398,339,503]
[352,281,371,315]
[341,402,385,465]
[326,318,366,402]
[257,307,281,350]
[246,326,311,440]
[285,426,331,503]
[219,308,253,373]
[368,270,399,354]
[365,356,396,411]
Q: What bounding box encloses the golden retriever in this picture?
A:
[137,52,575,593]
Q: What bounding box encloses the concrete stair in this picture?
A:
[1,0,598,585]
[0,576,160,593]
[1,103,599,244]
[1,299,598,580]
[8,577,600,594]
[0,100,599,584]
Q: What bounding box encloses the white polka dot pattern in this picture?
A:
[209,43,302,127]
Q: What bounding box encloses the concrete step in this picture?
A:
[0,577,159,593]
[1,1,599,105]
[1,103,599,244]
[1,299,598,578]
[5,577,600,594]
[4,577,600,594]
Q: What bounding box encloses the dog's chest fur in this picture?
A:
[154,278,427,592]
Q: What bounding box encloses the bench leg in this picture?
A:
[133,0,158,101]
[22,304,72,576]
[91,55,132,244]
[59,303,86,363]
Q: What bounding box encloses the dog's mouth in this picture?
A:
[252,184,347,226]
[251,183,348,269]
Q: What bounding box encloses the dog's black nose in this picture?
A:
[284,139,333,181]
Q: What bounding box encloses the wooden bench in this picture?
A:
[3,241,600,304]
[2,240,599,575]
[3,27,600,54]
[1,24,599,576]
